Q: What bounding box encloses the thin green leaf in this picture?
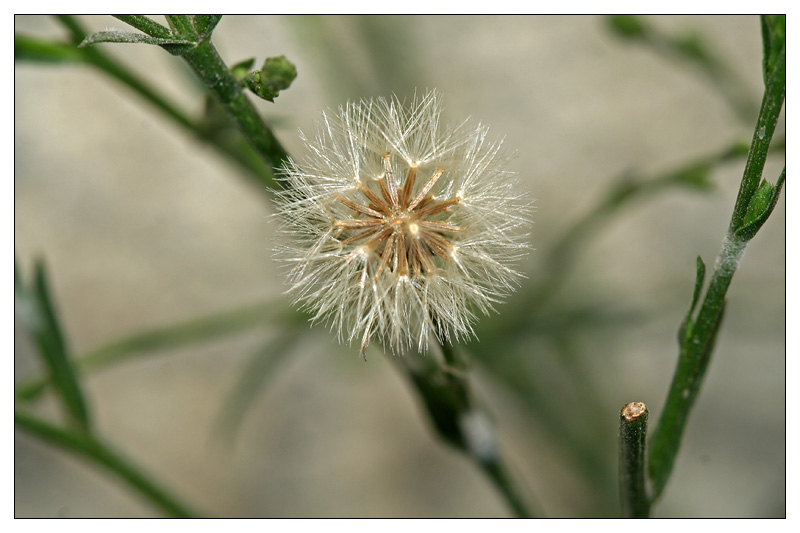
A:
[22,260,90,430]
[165,15,198,40]
[16,301,286,402]
[734,168,785,242]
[112,15,175,39]
[213,331,299,444]
[192,15,222,40]
[231,57,256,82]
[729,46,784,233]
[79,30,196,56]
[678,256,706,343]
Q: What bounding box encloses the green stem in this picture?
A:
[647,238,735,499]
[647,37,785,501]
[635,17,758,122]
[15,410,200,518]
[480,457,537,518]
[180,39,290,180]
[619,402,649,518]
[534,143,745,307]
[50,15,278,189]
[54,16,196,132]
[729,48,785,233]
[394,350,540,518]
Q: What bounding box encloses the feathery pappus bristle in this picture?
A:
[273,90,530,358]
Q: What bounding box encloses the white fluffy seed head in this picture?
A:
[273,90,530,357]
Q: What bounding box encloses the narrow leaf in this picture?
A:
[112,15,175,39]
[192,15,222,40]
[165,15,198,40]
[30,260,90,429]
[678,256,705,343]
[79,30,196,56]
[231,57,256,82]
[734,168,785,242]
[213,332,298,443]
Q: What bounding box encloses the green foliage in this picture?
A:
[761,15,786,83]
[112,15,177,39]
[78,15,222,55]
[736,170,785,241]
[15,258,90,431]
[231,57,256,81]
[607,15,648,39]
[647,13,785,502]
[189,15,222,40]
[79,29,197,55]
[678,256,706,344]
[607,15,758,122]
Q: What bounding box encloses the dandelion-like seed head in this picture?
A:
[275,90,530,358]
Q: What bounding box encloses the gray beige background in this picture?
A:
[15,15,784,517]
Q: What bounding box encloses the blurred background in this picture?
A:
[14,15,784,517]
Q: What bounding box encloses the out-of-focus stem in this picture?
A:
[51,15,278,189]
[15,410,201,518]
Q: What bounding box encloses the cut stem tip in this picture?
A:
[621,401,647,422]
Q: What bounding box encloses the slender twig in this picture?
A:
[179,39,290,181]
[647,31,785,501]
[619,402,649,518]
[608,15,758,122]
[534,142,745,307]
[393,346,540,518]
[55,16,197,132]
[49,16,278,189]
[15,410,201,518]
[479,457,537,519]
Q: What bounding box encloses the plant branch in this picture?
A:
[15,410,201,518]
[647,21,785,501]
[393,345,541,518]
[45,16,278,189]
[179,39,290,183]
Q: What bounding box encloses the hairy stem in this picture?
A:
[619,402,649,518]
